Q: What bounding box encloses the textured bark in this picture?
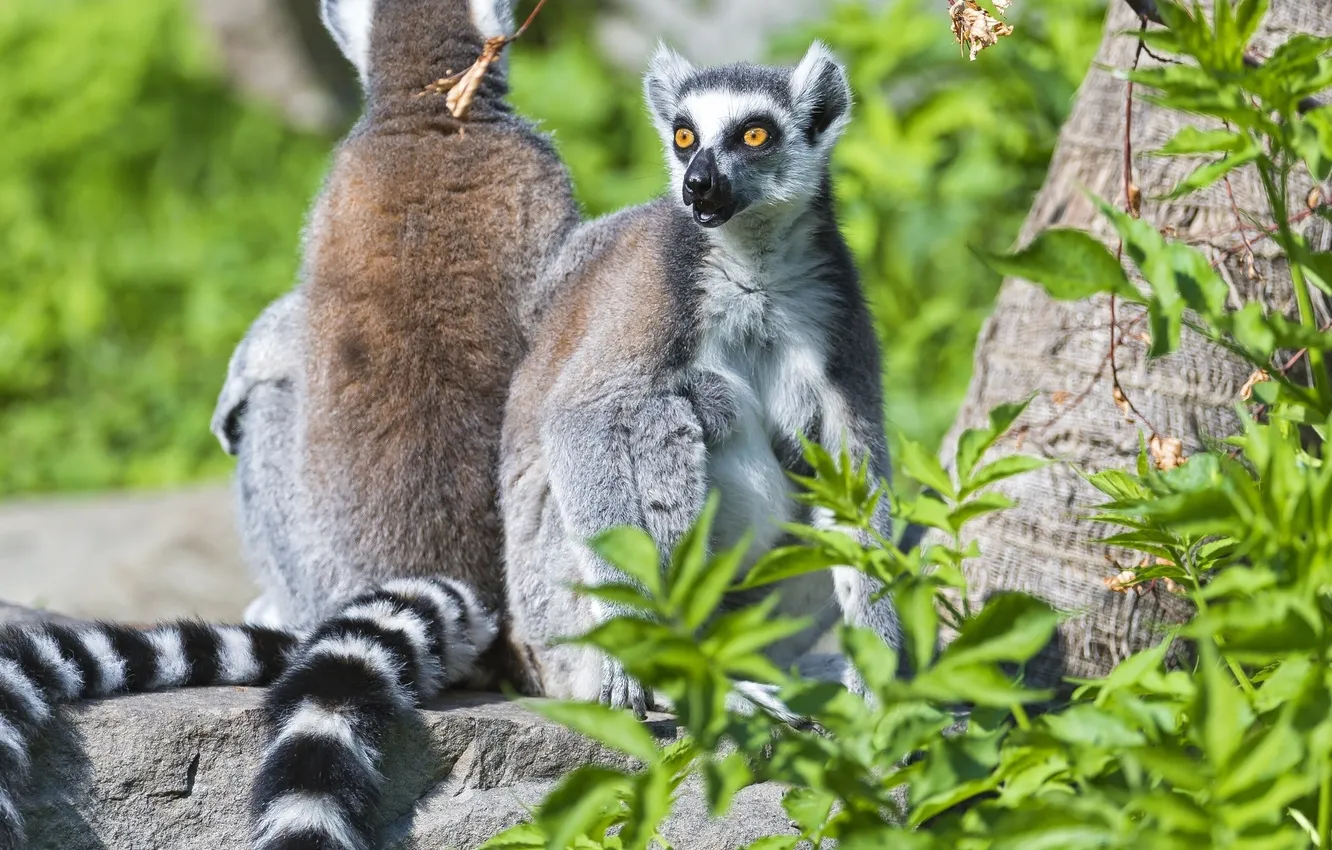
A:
[942,0,1332,687]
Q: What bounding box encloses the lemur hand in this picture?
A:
[599,656,655,719]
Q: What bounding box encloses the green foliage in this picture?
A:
[786,0,1105,446]
[0,0,331,493]
[485,4,1332,848]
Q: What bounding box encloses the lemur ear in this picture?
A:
[643,42,695,130]
[321,0,376,85]
[789,41,852,144]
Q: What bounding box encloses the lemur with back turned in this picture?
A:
[501,41,906,717]
[0,1,578,848]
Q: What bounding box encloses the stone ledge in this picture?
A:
[24,687,798,850]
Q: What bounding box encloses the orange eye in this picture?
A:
[674,127,695,149]
[743,126,769,147]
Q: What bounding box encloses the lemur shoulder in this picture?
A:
[501,42,904,718]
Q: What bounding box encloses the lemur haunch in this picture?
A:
[501,42,905,717]
[0,0,576,848]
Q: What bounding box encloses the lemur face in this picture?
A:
[643,42,853,229]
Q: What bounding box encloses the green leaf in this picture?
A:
[590,527,662,598]
[736,545,841,590]
[1042,704,1147,748]
[1215,715,1304,800]
[1235,0,1269,45]
[955,395,1036,483]
[1154,126,1250,156]
[1195,644,1253,770]
[519,699,664,763]
[479,822,548,849]
[841,624,902,694]
[782,788,836,836]
[578,582,656,612]
[959,454,1048,498]
[895,493,954,533]
[680,533,749,630]
[668,491,720,612]
[941,592,1059,667]
[1294,107,1332,181]
[898,439,954,498]
[947,491,1016,534]
[1289,236,1332,296]
[535,765,631,850]
[914,661,1051,707]
[1162,146,1260,200]
[976,228,1142,302]
[1083,468,1150,501]
[702,752,754,817]
[889,581,938,674]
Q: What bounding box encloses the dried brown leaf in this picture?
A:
[1127,183,1142,219]
[1149,434,1185,470]
[950,0,1014,61]
[1240,368,1271,400]
[1112,385,1132,419]
[1105,569,1137,593]
[444,36,506,118]
[1244,250,1259,281]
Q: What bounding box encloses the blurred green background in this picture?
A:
[0,0,1104,497]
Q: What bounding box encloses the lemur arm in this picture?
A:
[541,385,708,716]
[210,287,306,455]
[819,416,904,640]
[542,389,709,592]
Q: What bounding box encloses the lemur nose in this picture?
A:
[686,169,712,195]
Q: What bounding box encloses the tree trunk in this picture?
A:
[941,0,1332,687]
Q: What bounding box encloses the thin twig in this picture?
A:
[1222,170,1259,283]
[1110,24,1164,439]
[415,0,550,117]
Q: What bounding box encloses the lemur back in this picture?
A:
[502,43,905,719]
[298,0,577,626]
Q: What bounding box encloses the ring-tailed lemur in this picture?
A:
[0,577,489,850]
[500,41,906,718]
[0,0,571,848]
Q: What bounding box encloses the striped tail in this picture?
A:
[251,577,498,850]
[0,620,297,850]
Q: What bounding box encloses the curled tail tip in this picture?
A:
[253,788,372,850]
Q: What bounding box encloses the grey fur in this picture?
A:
[502,42,903,719]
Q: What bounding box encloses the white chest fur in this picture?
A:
[690,228,847,561]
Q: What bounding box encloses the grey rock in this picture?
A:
[0,601,80,627]
[24,689,800,850]
[0,484,257,625]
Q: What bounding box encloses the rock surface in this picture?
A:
[24,687,798,850]
[0,484,256,625]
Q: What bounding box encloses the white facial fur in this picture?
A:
[643,40,854,220]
